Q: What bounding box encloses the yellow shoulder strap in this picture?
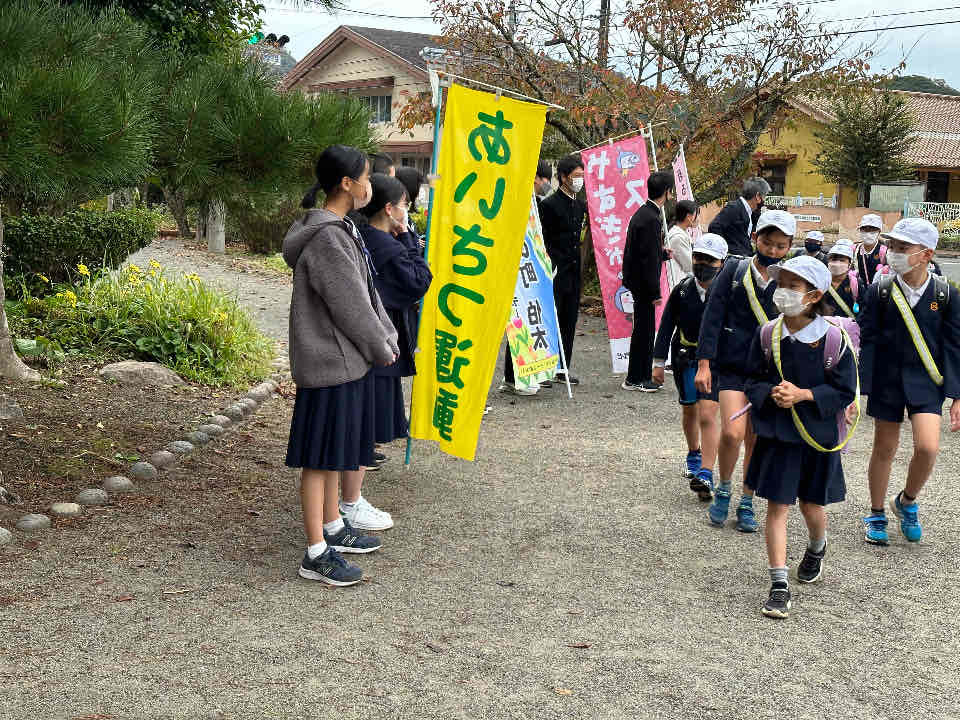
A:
[827,285,855,319]
[890,282,944,386]
[742,260,769,326]
[770,317,860,453]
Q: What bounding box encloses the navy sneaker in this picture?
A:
[684,449,702,479]
[761,582,791,619]
[890,494,922,542]
[863,513,889,545]
[324,519,382,554]
[797,542,826,583]
[709,485,731,526]
[555,371,580,385]
[690,468,714,502]
[736,499,759,533]
[298,547,363,586]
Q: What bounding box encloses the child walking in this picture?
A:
[744,256,859,618]
[695,210,795,532]
[825,239,860,319]
[652,233,729,500]
[854,214,887,285]
[283,145,399,586]
[859,218,960,544]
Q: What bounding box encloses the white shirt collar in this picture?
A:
[695,280,707,302]
[751,257,772,290]
[897,272,931,309]
[781,315,828,343]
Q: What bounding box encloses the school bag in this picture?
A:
[759,316,860,453]
[876,273,951,386]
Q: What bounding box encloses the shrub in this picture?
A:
[226,196,302,255]
[7,262,273,386]
[3,208,161,288]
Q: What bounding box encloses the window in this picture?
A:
[760,162,787,196]
[356,94,392,124]
[926,171,949,203]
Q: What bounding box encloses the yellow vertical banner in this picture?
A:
[410,83,547,460]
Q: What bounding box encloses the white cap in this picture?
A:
[805,230,825,243]
[858,213,883,231]
[827,239,854,260]
[692,232,728,260]
[756,210,797,237]
[881,217,938,250]
[769,254,832,292]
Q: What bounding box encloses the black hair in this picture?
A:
[536,159,553,181]
[369,152,395,175]
[673,199,698,225]
[302,144,368,209]
[648,171,675,201]
[360,173,408,219]
[692,251,720,264]
[556,153,584,181]
[395,166,425,212]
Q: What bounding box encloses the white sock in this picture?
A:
[306,541,327,560]
[323,517,345,535]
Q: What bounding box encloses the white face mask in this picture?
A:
[859,230,879,247]
[389,205,408,231]
[773,287,812,317]
[887,249,926,275]
[570,177,584,194]
[828,260,849,277]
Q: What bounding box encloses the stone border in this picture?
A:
[1,377,283,546]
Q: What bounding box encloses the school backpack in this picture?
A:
[846,270,859,301]
[876,272,951,308]
[856,242,888,279]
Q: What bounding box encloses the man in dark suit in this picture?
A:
[707,177,771,258]
[622,171,675,391]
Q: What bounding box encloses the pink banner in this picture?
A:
[582,135,651,374]
[672,144,695,204]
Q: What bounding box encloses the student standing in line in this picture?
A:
[540,154,586,385]
[651,233,728,499]
[666,200,699,282]
[854,213,887,285]
[824,239,861,319]
[743,256,858,619]
[395,165,427,250]
[695,210,796,533]
[283,145,398,586]
[788,230,828,263]
[357,174,433,531]
[859,218,960,545]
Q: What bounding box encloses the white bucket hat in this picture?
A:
[692,233,729,260]
[756,210,797,237]
[769,254,831,292]
[881,217,938,250]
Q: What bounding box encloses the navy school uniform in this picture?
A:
[654,276,717,403]
[859,274,960,422]
[855,243,886,286]
[743,321,858,505]
[696,257,779,392]
[826,274,860,319]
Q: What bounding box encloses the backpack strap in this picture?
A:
[933,274,951,307]
[878,244,887,263]
[848,270,859,301]
[877,273,894,301]
[760,319,777,362]
[739,257,770,326]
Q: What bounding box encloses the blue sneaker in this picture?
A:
[709,485,731,526]
[863,514,889,545]
[324,519,382,555]
[690,468,714,502]
[890,494,922,542]
[298,547,363,586]
[684,450,702,479]
[736,499,759,533]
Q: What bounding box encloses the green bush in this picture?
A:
[226,197,302,255]
[7,262,273,386]
[3,208,161,289]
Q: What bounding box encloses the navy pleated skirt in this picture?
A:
[747,435,846,506]
[373,375,408,444]
[285,371,376,471]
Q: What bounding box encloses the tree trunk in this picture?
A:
[206,198,226,254]
[0,204,41,382]
[164,187,191,237]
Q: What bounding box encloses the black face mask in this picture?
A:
[693,263,720,283]
[805,241,822,253]
[754,251,780,267]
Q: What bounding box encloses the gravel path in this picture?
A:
[2,246,959,717]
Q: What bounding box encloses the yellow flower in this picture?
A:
[77,263,90,277]
[148,269,157,278]
[57,290,78,306]
[186,273,201,284]
[149,259,162,270]
[213,311,228,323]
[38,274,49,284]
[128,264,143,275]
[128,275,142,286]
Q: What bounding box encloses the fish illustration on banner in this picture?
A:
[581,135,651,374]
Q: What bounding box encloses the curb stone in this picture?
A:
[166,440,195,455]
[104,476,135,493]
[51,502,82,517]
[186,431,211,446]
[197,424,224,437]
[130,462,158,481]
[239,398,258,414]
[209,415,232,428]
[0,527,12,545]
[17,513,52,531]
[149,451,177,469]
[223,405,245,421]
[76,489,109,506]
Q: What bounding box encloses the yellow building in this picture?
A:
[752,92,960,208]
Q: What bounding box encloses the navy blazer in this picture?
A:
[744,326,858,447]
[540,190,586,294]
[653,276,705,362]
[827,274,860,319]
[708,200,752,258]
[360,225,433,377]
[696,258,779,373]
[855,243,886,286]
[859,276,960,404]
[623,200,665,301]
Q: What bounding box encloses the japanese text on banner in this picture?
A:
[581,135,650,374]
[410,83,547,461]
[506,194,560,389]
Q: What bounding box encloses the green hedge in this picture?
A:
[3,208,159,287]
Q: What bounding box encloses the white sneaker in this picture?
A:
[340,496,394,531]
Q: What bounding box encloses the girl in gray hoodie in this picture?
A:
[283,145,399,587]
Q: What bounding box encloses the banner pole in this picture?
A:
[405,82,446,467]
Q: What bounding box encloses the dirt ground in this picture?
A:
[3,314,960,720]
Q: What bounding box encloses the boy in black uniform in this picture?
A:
[860,218,960,545]
[652,233,729,500]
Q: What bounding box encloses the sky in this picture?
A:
[261,0,960,91]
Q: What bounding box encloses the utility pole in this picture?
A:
[598,0,611,67]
